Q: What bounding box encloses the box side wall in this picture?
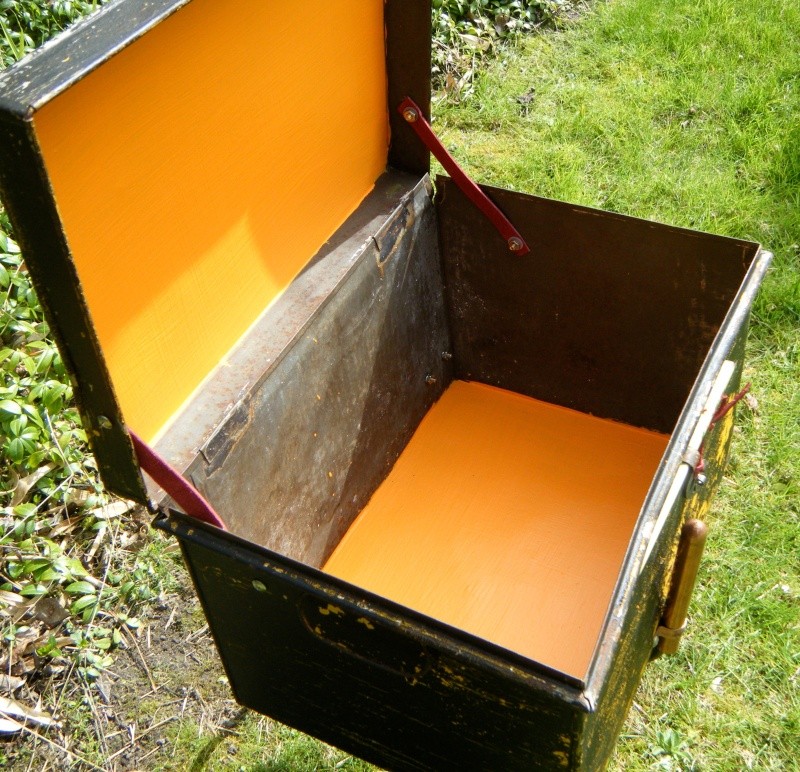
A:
[436,176,759,434]
[580,489,686,768]
[164,514,587,771]
[582,309,759,767]
[187,180,451,567]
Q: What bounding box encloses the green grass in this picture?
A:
[0,0,105,67]
[163,716,375,772]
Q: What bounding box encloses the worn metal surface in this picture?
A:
[189,175,450,567]
[158,510,589,771]
[436,175,762,434]
[153,172,431,493]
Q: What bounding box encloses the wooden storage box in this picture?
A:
[0,2,770,769]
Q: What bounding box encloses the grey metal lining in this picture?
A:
[171,173,451,567]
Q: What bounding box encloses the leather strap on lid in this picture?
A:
[129,430,226,530]
[398,96,530,256]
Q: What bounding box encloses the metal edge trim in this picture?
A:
[0,0,195,112]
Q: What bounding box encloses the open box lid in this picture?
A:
[0,0,433,505]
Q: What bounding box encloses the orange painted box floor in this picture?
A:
[324,380,669,679]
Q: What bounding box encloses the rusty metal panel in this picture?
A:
[190,175,451,566]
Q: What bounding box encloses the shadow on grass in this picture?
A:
[188,707,249,772]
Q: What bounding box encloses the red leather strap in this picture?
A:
[711,382,750,426]
[694,383,751,477]
[129,429,226,530]
[397,96,530,256]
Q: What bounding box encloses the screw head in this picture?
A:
[402,107,419,123]
[508,236,525,252]
[695,473,707,487]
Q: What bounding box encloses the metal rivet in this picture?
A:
[402,107,419,123]
[507,236,525,252]
[252,580,267,593]
[97,415,112,430]
[695,473,707,487]
[425,375,437,385]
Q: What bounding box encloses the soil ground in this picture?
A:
[5,554,232,770]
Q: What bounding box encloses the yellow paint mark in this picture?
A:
[660,535,681,603]
[552,750,570,767]
[356,617,375,630]
[437,666,468,689]
[715,411,735,464]
[318,604,344,617]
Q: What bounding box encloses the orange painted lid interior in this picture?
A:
[324,381,669,679]
[32,0,388,443]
